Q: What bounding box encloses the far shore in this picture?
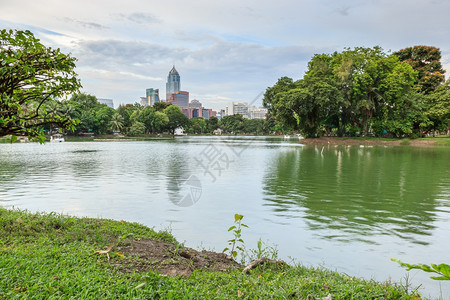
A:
[299,136,449,146]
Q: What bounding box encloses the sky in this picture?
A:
[1,0,449,110]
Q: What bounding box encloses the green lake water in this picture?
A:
[0,137,449,298]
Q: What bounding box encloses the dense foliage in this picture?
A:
[0,29,81,142]
[263,46,449,138]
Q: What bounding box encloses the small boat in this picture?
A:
[50,134,65,143]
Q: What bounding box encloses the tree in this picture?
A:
[263,47,420,137]
[164,105,188,135]
[136,106,169,134]
[116,103,142,134]
[0,29,81,142]
[137,106,156,134]
[94,105,115,134]
[220,114,245,134]
[242,119,265,135]
[425,80,450,134]
[207,116,219,133]
[152,111,169,133]
[153,102,171,112]
[188,117,207,134]
[128,121,146,136]
[109,113,124,132]
[263,77,301,131]
[394,46,446,94]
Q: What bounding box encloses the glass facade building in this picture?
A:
[146,88,160,107]
[166,66,180,100]
[168,91,189,109]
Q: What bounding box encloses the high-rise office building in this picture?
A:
[227,102,249,118]
[166,66,180,100]
[167,91,189,109]
[248,106,268,119]
[146,88,160,107]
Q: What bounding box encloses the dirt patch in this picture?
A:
[299,137,436,146]
[111,239,243,277]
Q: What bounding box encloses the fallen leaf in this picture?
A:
[115,252,125,257]
[94,244,114,261]
[237,290,244,297]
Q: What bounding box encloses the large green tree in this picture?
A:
[425,80,450,134]
[394,46,446,94]
[163,105,188,135]
[0,29,81,142]
[264,47,421,138]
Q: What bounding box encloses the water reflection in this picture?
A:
[263,145,450,245]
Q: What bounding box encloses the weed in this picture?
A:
[223,213,248,259]
[245,239,279,262]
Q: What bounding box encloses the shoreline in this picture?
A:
[0,207,424,299]
[299,136,449,146]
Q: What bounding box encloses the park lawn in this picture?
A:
[0,207,423,299]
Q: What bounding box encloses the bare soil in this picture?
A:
[112,239,244,277]
[299,137,436,146]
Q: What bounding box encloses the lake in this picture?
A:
[0,136,449,299]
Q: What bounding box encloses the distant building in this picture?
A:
[227,102,249,118]
[98,98,114,108]
[202,108,212,120]
[189,99,202,109]
[166,66,180,100]
[167,91,189,109]
[216,109,226,120]
[248,106,268,119]
[145,88,160,107]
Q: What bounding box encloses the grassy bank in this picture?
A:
[300,136,450,146]
[0,208,423,299]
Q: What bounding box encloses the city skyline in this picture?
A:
[1,1,449,111]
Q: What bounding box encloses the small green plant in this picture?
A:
[247,239,279,261]
[392,258,450,280]
[223,213,248,259]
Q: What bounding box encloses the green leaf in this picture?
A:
[437,264,450,277]
[10,135,17,143]
[228,226,236,232]
[234,214,243,222]
[231,251,237,258]
[223,248,229,253]
[430,276,450,281]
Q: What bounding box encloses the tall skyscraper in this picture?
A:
[166,66,180,100]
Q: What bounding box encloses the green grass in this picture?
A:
[0,207,424,299]
[420,135,450,146]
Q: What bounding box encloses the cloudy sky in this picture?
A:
[1,0,449,110]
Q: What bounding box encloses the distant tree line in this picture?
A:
[263,46,449,138]
[42,93,279,136]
